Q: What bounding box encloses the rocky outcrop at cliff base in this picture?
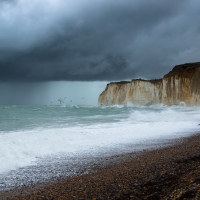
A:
[98,62,200,106]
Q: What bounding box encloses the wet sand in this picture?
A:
[1,133,200,200]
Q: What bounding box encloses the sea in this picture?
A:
[0,103,200,190]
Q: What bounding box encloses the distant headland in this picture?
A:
[98,62,200,106]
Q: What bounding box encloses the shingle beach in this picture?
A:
[2,133,200,200]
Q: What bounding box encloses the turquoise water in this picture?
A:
[0,104,199,190]
[0,105,130,132]
[1,104,199,132]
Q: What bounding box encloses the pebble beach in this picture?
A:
[1,132,200,200]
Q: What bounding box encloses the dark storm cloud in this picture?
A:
[0,0,200,81]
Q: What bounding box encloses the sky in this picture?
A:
[0,0,200,105]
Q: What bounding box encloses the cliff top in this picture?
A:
[107,62,200,85]
[107,79,162,86]
[107,81,131,85]
[164,62,200,78]
[131,78,162,84]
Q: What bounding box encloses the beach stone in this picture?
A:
[2,134,200,200]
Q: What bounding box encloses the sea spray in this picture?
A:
[0,104,199,189]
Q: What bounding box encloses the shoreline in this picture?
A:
[1,133,200,199]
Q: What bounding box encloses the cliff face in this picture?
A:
[98,62,200,106]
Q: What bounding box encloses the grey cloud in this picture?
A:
[0,0,16,4]
[0,0,200,82]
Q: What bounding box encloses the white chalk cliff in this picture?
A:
[98,62,200,106]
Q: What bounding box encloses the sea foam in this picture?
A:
[0,104,199,175]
